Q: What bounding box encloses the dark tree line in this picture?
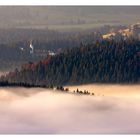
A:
[1,38,140,86]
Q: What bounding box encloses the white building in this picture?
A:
[131,23,140,39]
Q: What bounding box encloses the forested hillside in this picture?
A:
[1,38,140,86]
[0,28,102,71]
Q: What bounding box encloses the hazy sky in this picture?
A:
[0,6,140,29]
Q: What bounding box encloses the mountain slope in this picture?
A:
[0,6,140,28]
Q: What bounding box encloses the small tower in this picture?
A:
[29,40,34,54]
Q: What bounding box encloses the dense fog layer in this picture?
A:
[0,86,140,134]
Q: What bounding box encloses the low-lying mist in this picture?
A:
[0,85,140,134]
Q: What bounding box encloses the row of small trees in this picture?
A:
[74,89,94,95]
[55,86,94,95]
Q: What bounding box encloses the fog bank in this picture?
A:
[0,85,140,134]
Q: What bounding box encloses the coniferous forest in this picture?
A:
[1,37,139,87]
